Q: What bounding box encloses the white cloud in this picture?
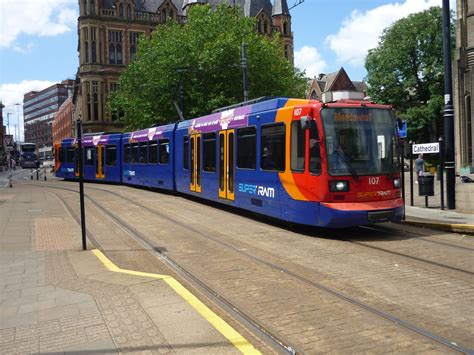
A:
[0,0,77,49]
[325,0,455,68]
[1,80,55,141]
[12,43,34,54]
[295,46,328,78]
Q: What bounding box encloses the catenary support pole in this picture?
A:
[409,141,414,206]
[400,141,406,220]
[442,0,455,209]
[242,43,249,102]
[77,119,87,251]
[439,137,445,210]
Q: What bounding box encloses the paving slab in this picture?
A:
[0,182,259,354]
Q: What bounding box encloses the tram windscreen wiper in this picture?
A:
[337,151,359,181]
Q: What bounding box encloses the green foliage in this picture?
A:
[365,7,454,142]
[110,5,306,130]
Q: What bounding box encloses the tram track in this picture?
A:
[43,185,295,355]
[39,182,473,354]
[358,224,474,251]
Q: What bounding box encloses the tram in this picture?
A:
[55,97,403,228]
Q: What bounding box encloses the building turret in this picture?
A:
[271,0,293,63]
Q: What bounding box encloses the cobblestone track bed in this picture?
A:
[43,181,474,353]
[42,184,276,355]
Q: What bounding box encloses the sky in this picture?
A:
[0,0,454,141]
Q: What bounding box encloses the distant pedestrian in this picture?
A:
[415,154,425,182]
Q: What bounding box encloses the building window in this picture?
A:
[110,83,120,92]
[92,82,99,121]
[119,4,124,18]
[258,19,262,33]
[264,20,268,34]
[86,93,91,121]
[237,127,256,169]
[90,0,95,15]
[83,28,89,63]
[91,28,97,63]
[127,4,132,19]
[108,30,123,65]
[284,45,289,60]
[129,32,140,62]
[283,22,288,35]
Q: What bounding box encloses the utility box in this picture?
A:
[418,175,434,196]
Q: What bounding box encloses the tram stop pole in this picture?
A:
[76,119,87,251]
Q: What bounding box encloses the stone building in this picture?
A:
[306,67,367,102]
[454,0,474,174]
[53,97,74,145]
[74,0,293,134]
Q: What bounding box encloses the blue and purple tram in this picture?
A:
[55,97,404,228]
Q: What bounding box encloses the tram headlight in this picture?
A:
[393,178,401,189]
[329,180,350,192]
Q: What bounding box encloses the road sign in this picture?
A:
[412,142,439,154]
[3,135,13,146]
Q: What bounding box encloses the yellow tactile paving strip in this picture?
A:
[32,218,81,251]
[92,249,262,355]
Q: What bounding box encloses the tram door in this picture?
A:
[95,145,105,179]
[190,134,201,192]
[218,130,235,201]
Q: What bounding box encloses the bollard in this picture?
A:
[8,174,12,188]
[44,168,47,181]
[30,169,33,180]
[36,169,39,180]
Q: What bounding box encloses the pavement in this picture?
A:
[0,178,260,354]
[1,170,473,353]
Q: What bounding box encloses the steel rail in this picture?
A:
[42,184,295,355]
[42,182,474,355]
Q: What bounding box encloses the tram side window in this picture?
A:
[237,127,256,169]
[183,136,189,170]
[66,148,75,163]
[123,144,131,163]
[291,121,305,172]
[85,147,94,165]
[139,142,147,164]
[131,143,139,164]
[159,139,169,164]
[106,145,117,166]
[149,140,158,164]
[261,124,285,171]
[203,133,216,172]
[58,148,66,163]
[309,121,322,175]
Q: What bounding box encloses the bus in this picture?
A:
[20,143,40,169]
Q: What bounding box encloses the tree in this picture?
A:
[365,7,454,142]
[110,4,306,130]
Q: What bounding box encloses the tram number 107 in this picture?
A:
[368,177,380,185]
